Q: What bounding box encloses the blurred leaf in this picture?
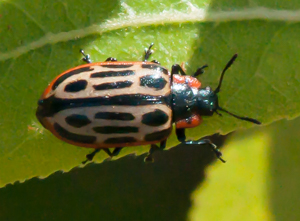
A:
[0,0,299,186]
[189,117,300,221]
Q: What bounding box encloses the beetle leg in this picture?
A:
[171,64,187,76]
[193,64,208,77]
[103,148,113,157]
[171,64,209,77]
[144,144,159,163]
[82,149,101,164]
[151,60,160,64]
[80,49,92,64]
[82,148,115,164]
[112,147,123,156]
[176,128,225,163]
[105,57,117,62]
[144,140,167,162]
[144,43,154,61]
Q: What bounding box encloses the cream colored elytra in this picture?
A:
[36,62,173,148]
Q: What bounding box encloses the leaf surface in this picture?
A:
[0,0,299,186]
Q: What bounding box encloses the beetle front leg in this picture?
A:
[171,64,187,76]
[176,128,225,163]
[144,140,167,162]
[193,64,208,77]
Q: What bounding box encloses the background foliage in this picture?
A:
[0,0,299,220]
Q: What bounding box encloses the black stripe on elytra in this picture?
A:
[93,126,138,134]
[90,70,135,78]
[93,81,133,90]
[64,80,88,92]
[104,137,137,144]
[52,66,93,90]
[144,128,172,142]
[100,64,134,68]
[95,112,135,121]
[140,75,167,90]
[65,114,91,128]
[142,109,169,126]
[54,123,96,144]
[141,64,169,75]
[38,94,171,118]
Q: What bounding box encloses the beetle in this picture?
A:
[36,43,261,163]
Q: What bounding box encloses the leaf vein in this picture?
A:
[1,7,300,61]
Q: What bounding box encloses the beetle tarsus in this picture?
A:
[82,149,101,164]
[176,128,225,163]
[105,57,117,62]
[144,144,158,163]
[82,147,123,164]
[144,155,154,163]
[212,146,226,163]
[183,139,226,163]
[144,43,154,62]
[193,64,208,77]
[144,140,166,162]
[151,60,160,64]
[80,49,92,63]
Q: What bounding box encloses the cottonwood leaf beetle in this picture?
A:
[36,43,261,164]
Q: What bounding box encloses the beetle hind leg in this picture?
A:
[144,43,154,62]
[144,140,166,163]
[176,128,225,163]
[80,49,92,64]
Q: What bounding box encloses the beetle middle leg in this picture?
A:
[105,57,117,62]
[144,140,167,162]
[176,128,225,163]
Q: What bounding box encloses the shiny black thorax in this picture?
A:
[171,82,196,122]
[171,77,218,123]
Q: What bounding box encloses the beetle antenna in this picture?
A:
[217,106,261,124]
[214,54,238,94]
[215,110,222,116]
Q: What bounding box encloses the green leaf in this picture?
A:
[0,0,300,187]
[189,116,300,221]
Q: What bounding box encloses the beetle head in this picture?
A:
[195,54,261,125]
[195,86,218,116]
